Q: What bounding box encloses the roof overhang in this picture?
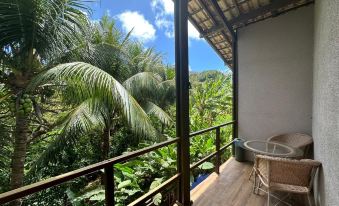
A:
[187,0,314,68]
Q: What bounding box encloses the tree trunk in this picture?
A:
[101,127,110,160]
[100,125,111,186]
[161,123,165,134]
[10,113,29,206]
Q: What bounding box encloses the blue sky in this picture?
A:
[86,0,229,72]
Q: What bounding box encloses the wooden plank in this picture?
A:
[196,0,217,25]
[188,14,231,66]
[191,158,267,206]
[196,0,234,46]
[200,25,224,38]
[229,0,298,25]
[233,1,314,29]
[231,0,241,16]
[191,158,311,205]
[209,0,235,38]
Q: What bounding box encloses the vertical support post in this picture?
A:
[232,31,238,156]
[104,165,114,206]
[215,127,221,174]
[175,0,190,205]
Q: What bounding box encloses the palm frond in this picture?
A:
[123,72,161,100]
[0,0,90,64]
[61,99,106,136]
[29,99,105,172]
[27,62,158,139]
[143,101,173,126]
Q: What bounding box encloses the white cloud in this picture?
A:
[152,0,174,39]
[155,18,174,38]
[117,11,156,42]
[155,18,172,29]
[188,22,200,40]
[151,0,174,15]
[151,0,200,41]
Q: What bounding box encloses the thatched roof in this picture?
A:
[188,0,314,67]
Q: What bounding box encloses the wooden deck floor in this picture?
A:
[191,158,266,206]
[190,158,310,206]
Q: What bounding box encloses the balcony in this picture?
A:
[1,0,337,205]
[0,121,311,206]
[0,123,236,206]
[191,158,310,206]
[191,158,266,206]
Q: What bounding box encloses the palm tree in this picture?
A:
[28,15,172,165]
[28,62,160,161]
[0,1,89,203]
[0,3,166,206]
[65,16,175,157]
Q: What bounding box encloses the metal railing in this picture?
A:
[0,121,235,205]
[189,121,235,174]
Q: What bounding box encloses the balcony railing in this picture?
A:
[0,121,235,205]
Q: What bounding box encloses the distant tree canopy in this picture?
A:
[190,70,228,82]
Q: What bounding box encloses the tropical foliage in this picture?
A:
[0,1,233,205]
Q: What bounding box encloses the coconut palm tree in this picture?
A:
[27,15,172,166]
[27,62,160,161]
[0,2,162,206]
[0,1,89,202]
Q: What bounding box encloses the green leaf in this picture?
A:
[117,180,132,189]
[150,178,163,190]
[198,162,214,170]
[150,178,163,205]
[114,163,134,174]
[28,62,159,140]
[153,193,162,205]
[89,193,105,201]
[125,189,141,196]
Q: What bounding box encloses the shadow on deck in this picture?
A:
[190,158,309,206]
[191,158,266,206]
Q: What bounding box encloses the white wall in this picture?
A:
[313,0,339,205]
[237,5,314,158]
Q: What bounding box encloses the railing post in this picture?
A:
[175,0,190,205]
[104,165,114,206]
[215,127,221,174]
[232,30,238,156]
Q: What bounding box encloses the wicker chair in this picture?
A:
[267,133,313,158]
[254,155,321,206]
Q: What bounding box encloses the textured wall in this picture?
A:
[313,0,339,205]
[237,5,314,156]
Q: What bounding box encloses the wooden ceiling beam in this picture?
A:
[209,0,236,39]
[217,45,231,51]
[196,0,218,25]
[196,0,233,44]
[199,24,224,38]
[231,0,241,16]
[229,0,298,25]
[213,38,231,45]
[190,7,204,16]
